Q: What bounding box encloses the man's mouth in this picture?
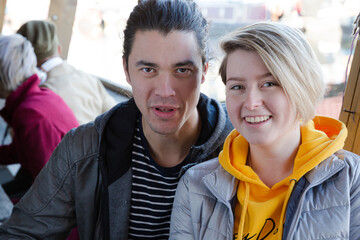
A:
[155,107,174,113]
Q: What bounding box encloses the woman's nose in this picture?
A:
[244,88,262,110]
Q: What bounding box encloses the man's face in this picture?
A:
[124,30,207,137]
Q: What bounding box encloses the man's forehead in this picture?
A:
[132,29,198,47]
[129,30,202,65]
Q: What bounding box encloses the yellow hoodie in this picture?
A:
[219,116,347,240]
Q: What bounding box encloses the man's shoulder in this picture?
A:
[94,98,138,130]
[46,61,96,82]
[52,100,137,171]
[63,121,101,158]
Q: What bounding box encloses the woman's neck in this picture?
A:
[248,128,301,188]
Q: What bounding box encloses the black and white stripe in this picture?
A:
[128,124,184,240]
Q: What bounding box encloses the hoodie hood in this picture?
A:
[219,116,347,239]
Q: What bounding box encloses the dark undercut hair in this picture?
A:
[123,0,209,69]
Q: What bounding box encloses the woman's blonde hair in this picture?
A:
[0,34,37,92]
[219,22,325,124]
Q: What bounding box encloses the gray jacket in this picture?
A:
[0,94,233,240]
[170,150,360,240]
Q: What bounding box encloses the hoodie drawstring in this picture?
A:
[278,179,297,236]
[238,182,250,239]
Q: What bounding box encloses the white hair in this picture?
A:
[0,34,37,91]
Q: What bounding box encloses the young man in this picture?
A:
[0,0,232,239]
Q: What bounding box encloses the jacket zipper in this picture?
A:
[204,173,237,239]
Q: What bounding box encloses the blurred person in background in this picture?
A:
[0,34,78,200]
[17,20,116,125]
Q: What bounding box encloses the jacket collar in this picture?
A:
[195,93,233,159]
[45,61,73,78]
[180,94,233,174]
[203,163,238,203]
[201,151,346,204]
[98,98,139,185]
[41,57,63,72]
[305,150,345,186]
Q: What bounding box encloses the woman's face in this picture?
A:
[225,49,299,148]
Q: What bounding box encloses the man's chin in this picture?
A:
[147,122,180,136]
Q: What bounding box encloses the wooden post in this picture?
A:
[339,33,360,154]
[0,0,7,34]
[48,0,77,60]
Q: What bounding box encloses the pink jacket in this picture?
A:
[0,74,78,180]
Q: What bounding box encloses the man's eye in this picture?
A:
[176,68,189,73]
[142,68,154,73]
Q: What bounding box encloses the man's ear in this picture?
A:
[123,58,131,85]
[201,62,209,84]
[57,44,62,55]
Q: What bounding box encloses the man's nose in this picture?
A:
[155,74,176,97]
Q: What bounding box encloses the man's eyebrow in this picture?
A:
[135,60,158,68]
[173,60,196,68]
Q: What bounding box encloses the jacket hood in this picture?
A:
[180,93,234,173]
[219,116,347,239]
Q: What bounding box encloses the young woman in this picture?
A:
[170,22,360,240]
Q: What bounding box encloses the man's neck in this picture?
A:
[142,111,202,168]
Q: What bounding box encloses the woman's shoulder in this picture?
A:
[331,150,360,183]
[182,158,221,181]
[335,149,360,167]
[188,158,220,171]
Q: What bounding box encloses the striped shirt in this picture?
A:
[128,120,185,240]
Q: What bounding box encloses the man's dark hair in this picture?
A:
[123,0,209,68]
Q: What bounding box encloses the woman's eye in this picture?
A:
[263,81,277,87]
[230,85,244,90]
